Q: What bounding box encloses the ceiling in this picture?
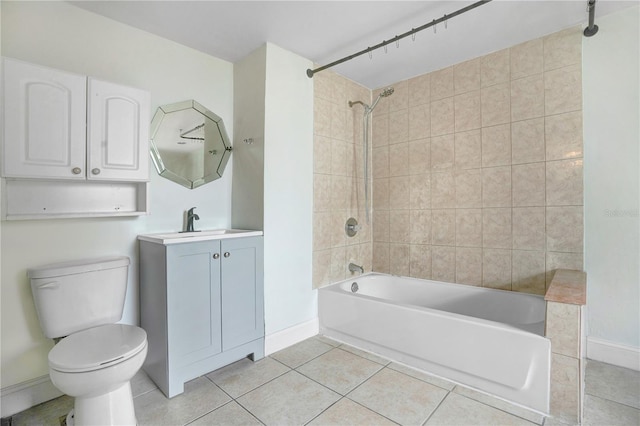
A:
[71,0,635,89]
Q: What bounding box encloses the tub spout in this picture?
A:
[349,263,364,274]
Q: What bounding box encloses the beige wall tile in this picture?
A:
[314,174,331,212]
[388,80,408,112]
[344,142,356,177]
[546,111,583,160]
[408,73,431,107]
[483,208,512,249]
[331,139,347,176]
[431,171,456,209]
[373,210,390,242]
[511,250,546,295]
[431,67,454,100]
[314,135,332,174]
[314,70,332,101]
[330,246,347,283]
[481,48,510,87]
[330,71,347,105]
[390,211,411,243]
[313,212,332,251]
[409,173,431,210]
[389,109,409,144]
[410,245,432,279]
[373,146,389,179]
[430,97,455,136]
[481,124,511,167]
[432,209,456,246]
[513,207,546,250]
[545,251,584,288]
[330,175,348,210]
[372,178,390,210]
[546,206,584,253]
[372,242,390,273]
[331,103,347,141]
[456,247,483,286]
[511,39,543,80]
[455,169,482,208]
[455,129,482,170]
[389,176,410,210]
[546,301,581,358]
[481,83,511,127]
[454,90,482,132]
[409,138,431,174]
[432,245,456,282]
[456,208,482,247]
[330,212,347,248]
[543,26,582,71]
[546,159,583,206]
[372,113,389,147]
[454,58,481,95]
[314,97,332,137]
[389,142,409,177]
[409,103,431,141]
[511,74,544,121]
[410,210,432,244]
[482,248,512,290]
[550,353,580,423]
[482,166,512,207]
[390,244,410,276]
[545,65,582,115]
[313,249,332,288]
[431,134,455,170]
[512,162,546,207]
[511,118,545,164]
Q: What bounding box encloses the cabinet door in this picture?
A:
[87,78,150,181]
[167,241,222,366]
[2,58,86,179]
[221,237,264,350]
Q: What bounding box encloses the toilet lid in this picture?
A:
[49,324,147,373]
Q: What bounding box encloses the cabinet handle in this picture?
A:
[213,253,220,259]
[91,168,101,175]
[224,252,231,258]
[72,167,82,175]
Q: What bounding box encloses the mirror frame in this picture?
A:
[150,100,232,189]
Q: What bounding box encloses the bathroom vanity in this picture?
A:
[138,230,264,398]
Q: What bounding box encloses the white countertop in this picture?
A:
[138,229,263,245]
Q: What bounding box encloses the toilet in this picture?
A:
[28,256,148,426]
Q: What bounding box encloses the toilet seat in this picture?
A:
[49,324,147,373]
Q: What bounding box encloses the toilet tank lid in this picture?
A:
[27,256,130,279]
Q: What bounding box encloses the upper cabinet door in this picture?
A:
[2,58,87,179]
[87,79,150,181]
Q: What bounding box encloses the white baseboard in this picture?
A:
[264,317,319,356]
[1,374,63,418]
[587,337,640,371]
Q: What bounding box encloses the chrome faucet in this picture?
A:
[348,263,364,274]
[185,207,200,233]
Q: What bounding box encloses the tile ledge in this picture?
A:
[545,269,586,305]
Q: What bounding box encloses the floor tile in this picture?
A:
[308,398,397,426]
[425,393,536,425]
[387,362,455,391]
[132,369,158,397]
[348,367,448,425]
[206,356,290,398]
[582,394,640,426]
[11,395,73,426]
[541,416,575,425]
[237,370,340,425]
[188,401,262,425]
[585,360,640,409]
[134,376,230,425]
[270,338,333,368]
[339,344,392,366]
[453,385,544,424]
[297,347,384,394]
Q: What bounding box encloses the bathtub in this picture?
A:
[318,273,550,413]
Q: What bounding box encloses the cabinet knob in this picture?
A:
[224,252,231,258]
[72,167,82,175]
[91,168,101,175]
[213,253,220,259]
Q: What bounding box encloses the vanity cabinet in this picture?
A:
[139,235,264,398]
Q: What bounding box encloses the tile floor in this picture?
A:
[8,335,640,426]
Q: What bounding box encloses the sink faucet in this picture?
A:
[185,207,200,232]
[348,263,364,274]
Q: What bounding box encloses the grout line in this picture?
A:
[421,388,452,426]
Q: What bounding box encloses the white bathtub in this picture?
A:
[318,273,550,413]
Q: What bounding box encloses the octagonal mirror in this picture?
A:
[150,100,232,189]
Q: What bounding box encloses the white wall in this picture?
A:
[1,1,234,388]
[263,44,317,335]
[583,6,640,366]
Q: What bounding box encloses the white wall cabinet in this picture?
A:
[1,57,150,219]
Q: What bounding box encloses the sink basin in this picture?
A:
[138,229,263,244]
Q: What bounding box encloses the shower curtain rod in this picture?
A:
[306,0,492,78]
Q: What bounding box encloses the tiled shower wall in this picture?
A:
[312,70,373,288]
[370,26,584,295]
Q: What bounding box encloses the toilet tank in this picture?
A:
[28,257,130,339]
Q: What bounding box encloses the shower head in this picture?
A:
[370,86,394,112]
